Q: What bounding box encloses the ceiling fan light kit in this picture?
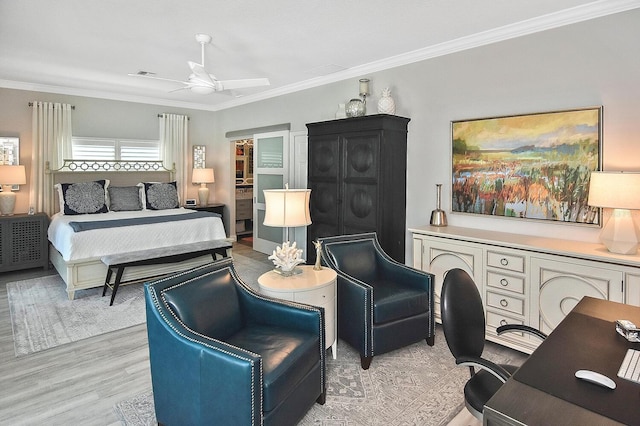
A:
[128,33,269,95]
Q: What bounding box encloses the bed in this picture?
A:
[46,160,228,299]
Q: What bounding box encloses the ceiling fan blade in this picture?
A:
[168,86,190,93]
[216,78,270,91]
[127,73,188,85]
[187,61,215,86]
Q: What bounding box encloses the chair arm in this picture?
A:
[334,271,373,355]
[378,253,434,293]
[455,355,511,383]
[497,324,547,340]
[146,293,263,425]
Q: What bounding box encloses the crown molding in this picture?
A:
[2,0,639,112]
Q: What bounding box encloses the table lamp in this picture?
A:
[588,171,640,255]
[263,185,312,275]
[0,165,26,215]
[192,168,215,206]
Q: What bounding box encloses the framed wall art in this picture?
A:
[451,107,602,225]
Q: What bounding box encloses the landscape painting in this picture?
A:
[451,107,601,225]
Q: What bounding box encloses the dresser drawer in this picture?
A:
[486,271,525,295]
[236,199,253,220]
[486,310,525,333]
[487,250,525,273]
[486,291,524,316]
[294,284,335,305]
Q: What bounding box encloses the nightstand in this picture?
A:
[185,203,225,222]
[257,265,338,359]
[0,212,49,273]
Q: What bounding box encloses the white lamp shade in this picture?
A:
[192,168,215,184]
[588,171,640,210]
[263,189,311,227]
[0,165,26,185]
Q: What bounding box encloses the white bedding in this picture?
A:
[48,208,227,262]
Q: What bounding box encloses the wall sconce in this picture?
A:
[192,168,215,206]
[0,165,26,215]
[588,171,640,254]
[263,185,312,275]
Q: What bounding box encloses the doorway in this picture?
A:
[234,138,253,247]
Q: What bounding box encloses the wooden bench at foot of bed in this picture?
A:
[49,240,232,300]
[101,240,232,305]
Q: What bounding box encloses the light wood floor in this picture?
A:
[0,242,271,426]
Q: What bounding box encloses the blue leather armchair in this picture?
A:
[145,258,326,426]
[319,233,435,369]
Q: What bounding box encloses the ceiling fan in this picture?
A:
[129,34,270,95]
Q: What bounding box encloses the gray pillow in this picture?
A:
[108,186,142,211]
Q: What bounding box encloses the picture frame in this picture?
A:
[193,145,206,169]
[0,136,20,191]
[451,107,602,225]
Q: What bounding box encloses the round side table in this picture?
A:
[258,265,337,359]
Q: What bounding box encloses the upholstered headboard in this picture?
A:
[47,159,175,215]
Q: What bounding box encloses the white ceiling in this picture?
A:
[1,0,638,111]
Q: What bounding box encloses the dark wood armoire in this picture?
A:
[306,114,410,264]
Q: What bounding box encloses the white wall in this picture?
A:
[1,9,639,263]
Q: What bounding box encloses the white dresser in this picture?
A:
[410,225,640,354]
[257,265,338,358]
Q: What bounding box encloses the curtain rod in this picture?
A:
[158,114,189,120]
[28,102,75,109]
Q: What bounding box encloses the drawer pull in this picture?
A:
[500,258,509,266]
[500,278,509,286]
[500,299,509,307]
[500,319,508,326]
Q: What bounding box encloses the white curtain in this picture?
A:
[31,102,73,215]
[160,114,189,203]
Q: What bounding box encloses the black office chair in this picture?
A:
[440,268,547,420]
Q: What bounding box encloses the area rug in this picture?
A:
[8,275,145,356]
[115,335,526,425]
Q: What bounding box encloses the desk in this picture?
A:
[258,266,337,359]
[484,297,640,425]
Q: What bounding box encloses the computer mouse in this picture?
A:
[575,369,616,389]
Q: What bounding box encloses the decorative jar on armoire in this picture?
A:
[305,114,410,264]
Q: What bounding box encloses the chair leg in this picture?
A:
[426,335,435,346]
[360,355,373,370]
[316,389,327,405]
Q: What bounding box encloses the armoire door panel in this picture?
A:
[342,183,377,229]
[309,181,339,224]
[308,136,340,179]
[343,134,379,180]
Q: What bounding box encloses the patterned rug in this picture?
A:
[7,275,145,356]
[6,249,269,358]
[115,333,526,425]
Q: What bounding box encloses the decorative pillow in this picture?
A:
[108,186,142,211]
[141,181,179,210]
[55,180,109,215]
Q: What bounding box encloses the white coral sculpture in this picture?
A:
[268,241,305,272]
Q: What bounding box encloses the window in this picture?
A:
[72,137,161,161]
